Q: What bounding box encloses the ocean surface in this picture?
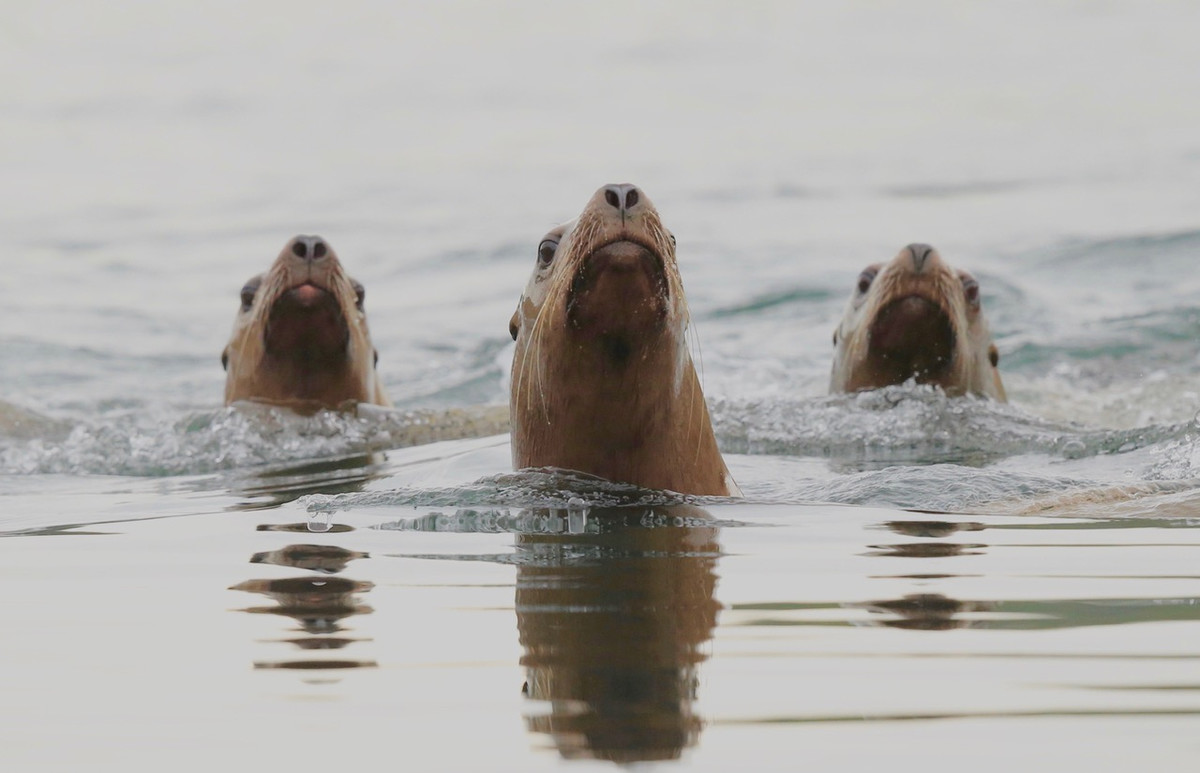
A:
[4,2,1200,770]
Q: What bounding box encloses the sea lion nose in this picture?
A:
[905,243,936,273]
[602,184,643,216]
[290,235,329,261]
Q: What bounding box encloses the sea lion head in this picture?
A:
[508,184,733,495]
[830,243,1006,400]
[222,235,389,410]
[509,183,684,365]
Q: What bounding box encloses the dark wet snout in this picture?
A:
[601,184,645,218]
[289,235,330,261]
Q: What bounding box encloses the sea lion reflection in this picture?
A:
[233,542,376,670]
[514,505,722,762]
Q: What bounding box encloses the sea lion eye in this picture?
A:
[240,277,262,311]
[537,239,558,267]
[352,279,366,310]
[856,269,877,294]
[962,277,980,305]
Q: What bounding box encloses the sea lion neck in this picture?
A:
[566,238,671,352]
[263,283,352,365]
[855,251,968,392]
[865,294,957,386]
[513,356,712,492]
[254,282,365,406]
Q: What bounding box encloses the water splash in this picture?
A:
[0,402,509,477]
[302,468,714,514]
[710,386,1192,466]
[307,510,335,533]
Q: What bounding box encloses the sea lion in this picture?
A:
[508,184,735,496]
[830,243,1006,400]
[222,235,390,410]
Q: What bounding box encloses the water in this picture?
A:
[4,2,1200,769]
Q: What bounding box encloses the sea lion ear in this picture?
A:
[509,309,520,341]
[832,329,838,346]
[988,344,999,368]
[221,349,229,371]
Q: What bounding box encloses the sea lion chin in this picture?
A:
[222,235,390,411]
[830,243,1006,401]
[508,184,736,496]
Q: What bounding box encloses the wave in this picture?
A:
[709,386,1190,466]
[0,402,509,477]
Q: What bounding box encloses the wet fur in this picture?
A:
[830,245,1006,400]
[223,237,389,410]
[509,187,734,496]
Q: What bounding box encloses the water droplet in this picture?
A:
[308,512,333,533]
[566,496,589,533]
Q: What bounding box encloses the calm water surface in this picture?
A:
[4,2,1200,770]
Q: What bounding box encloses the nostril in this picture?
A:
[604,189,620,209]
[625,188,639,209]
[292,241,307,258]
[313,241,327,259]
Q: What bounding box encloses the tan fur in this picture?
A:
[508,185,735,495]
[830,244,1006,400]
[223,235,390,410]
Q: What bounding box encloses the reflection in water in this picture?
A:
[256,521,354,534]
[232,541,376,670]
[736,593,1200,631]
[856,593,1200,631]
[229,453,380,673]
[884,520,987,538]
[866,541,987,558]
[736,519,1200,632]
[514,505,722,763]
[251,543,368,574]
[869,518,988,557]
[226,452,388,511]
[855,593,992,631]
